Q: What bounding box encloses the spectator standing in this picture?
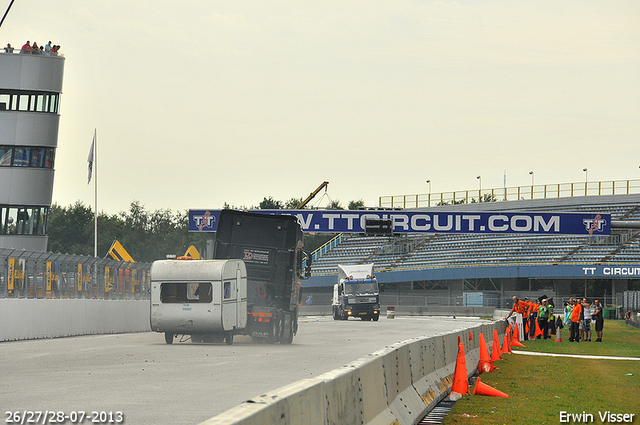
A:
[582,299,592,341]
[579,298,586,341]
[570,299,583,342]
[31,42,39,54]
[592,300,604,342]
[564,299,573,327]
[538,299,551,339]
[45,41,52,55]
[547,298,556,337]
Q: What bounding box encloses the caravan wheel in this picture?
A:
[164,332,174,344]
[224,331,234,345]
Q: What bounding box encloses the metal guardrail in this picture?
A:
[380,179,640,208]
[0,248,151,300]
[624,291,640,312]
[303,233,345,269]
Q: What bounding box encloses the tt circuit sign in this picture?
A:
[582,266,640,277]
[189,210,610,236]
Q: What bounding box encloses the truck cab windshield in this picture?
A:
[344,281,378,295]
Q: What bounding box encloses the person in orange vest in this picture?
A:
[569,299,583,342]
[506,296,528,339]
[506,296,527,319]
[528,298,540,339]
[521,296,532,340]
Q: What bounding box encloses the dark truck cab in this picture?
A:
[332,263,381,321]
[213,209,310,343]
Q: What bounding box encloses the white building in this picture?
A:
[0,49,65,251]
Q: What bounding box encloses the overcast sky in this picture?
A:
[2,0,639,215]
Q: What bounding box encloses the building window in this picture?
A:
[0,206,49,236]
[0,90,60,114]
[0,146,55,168]
[0,146,11,165]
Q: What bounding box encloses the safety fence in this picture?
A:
[0,248,151,300]
[380,178,640,208]
[624,290,640,312]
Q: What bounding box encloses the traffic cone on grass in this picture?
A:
[511,334,525,348]
[555,327,562,342]
[472,377,509,398]
[534,319,543,339]
[513,323,521,342]
[491,329,502,362]
[509,323,524,347]
[477,332,494,373]
[502,330,511,354]
[450,336,469,397]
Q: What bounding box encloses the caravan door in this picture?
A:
[222,277,237,331]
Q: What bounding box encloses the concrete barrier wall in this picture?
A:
[0,299,150,341]
[299,305,496,317]
[200,320,507,425]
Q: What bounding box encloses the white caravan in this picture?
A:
[150,259,247,344]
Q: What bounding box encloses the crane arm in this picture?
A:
[297,181,329,209]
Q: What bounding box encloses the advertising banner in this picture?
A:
[188,209,610,236]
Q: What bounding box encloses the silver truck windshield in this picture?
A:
[344,281,378,295]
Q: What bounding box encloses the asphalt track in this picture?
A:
[1,315,484,425]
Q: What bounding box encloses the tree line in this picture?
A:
[48,197,366,262]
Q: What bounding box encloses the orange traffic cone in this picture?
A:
[502,330,511,354]
[491,329,502,362]
[555,327,562,342]
[513,323,521,342]
[472,377,509,398]
[477,332,494,373]
[534,319,543,339]
[511,338,525,348]
[451,336,469,396]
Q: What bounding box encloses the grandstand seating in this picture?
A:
[309,195,640,276]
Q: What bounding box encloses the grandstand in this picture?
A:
[305,193,640,309]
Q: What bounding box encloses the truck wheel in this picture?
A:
[267,320,279,344]
[282,316,294,345]
[225,331,234,345]
[373,314,379,322]
[164,332,174,344]
[333,307,339,320]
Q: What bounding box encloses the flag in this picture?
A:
[87,134,95,184]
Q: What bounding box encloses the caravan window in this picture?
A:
[160,282,212,303]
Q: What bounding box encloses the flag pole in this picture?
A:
[93,128,98,258]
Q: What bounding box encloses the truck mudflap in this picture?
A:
[247,307,297,344]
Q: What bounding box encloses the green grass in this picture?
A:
[442,321,640,425]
